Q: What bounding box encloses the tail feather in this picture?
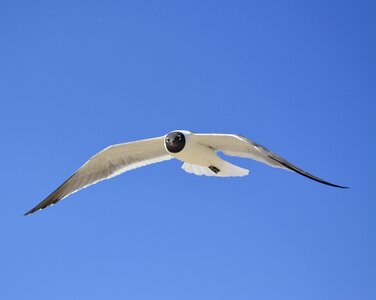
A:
[182,161,249,177]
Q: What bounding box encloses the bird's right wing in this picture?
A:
[25,136,172,215]
[192,133,348,189]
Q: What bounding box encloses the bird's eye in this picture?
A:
[178,135,182,140]
[166,138,170,142]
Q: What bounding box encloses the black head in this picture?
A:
[165,131,186,153]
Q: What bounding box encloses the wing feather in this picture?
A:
[192,133,348,189]
[25,136,172,215]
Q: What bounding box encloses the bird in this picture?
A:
[25,130,348,215]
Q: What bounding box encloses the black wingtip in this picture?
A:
[24,209,34,216]
[282,161,349,189]
[265,154,349,189]
[326,183,349,189]
[24,207,42,216]
[337,184,349,189]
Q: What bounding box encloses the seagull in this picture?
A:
[25,130,348,215]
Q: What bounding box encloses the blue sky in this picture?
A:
[1,0,375,299]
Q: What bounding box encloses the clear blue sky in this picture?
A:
[1,1,375,299]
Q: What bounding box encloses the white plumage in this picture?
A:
[25,130,347,215]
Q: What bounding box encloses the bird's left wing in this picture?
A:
[25,136,172,215]
[192,133,348,188]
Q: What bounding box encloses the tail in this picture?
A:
[182,160,249,177]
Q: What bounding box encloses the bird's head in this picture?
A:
[165,131,187,153]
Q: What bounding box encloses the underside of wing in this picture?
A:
[25,136,172,215]
[192,133,348,188]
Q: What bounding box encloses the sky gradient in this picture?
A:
[1,1,375,299]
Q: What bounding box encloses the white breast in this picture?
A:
[169,135,217,166]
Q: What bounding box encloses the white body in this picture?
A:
[165,131,249,177]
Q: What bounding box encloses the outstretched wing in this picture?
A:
[192,133,348,189]
[25,136,172,215]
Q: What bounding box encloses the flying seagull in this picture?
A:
[25,130,347,215]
